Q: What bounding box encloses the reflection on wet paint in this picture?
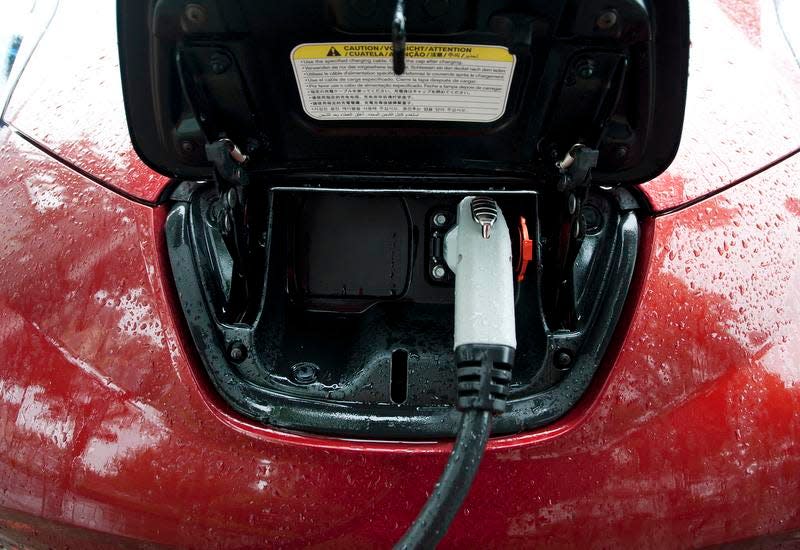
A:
[79,402,166,478]
[3,1,169,201]
[640,0,800,211]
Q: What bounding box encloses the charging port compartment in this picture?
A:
[166,183,639,438]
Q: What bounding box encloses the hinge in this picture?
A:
[550,144,599,329]
[206,138,251,320]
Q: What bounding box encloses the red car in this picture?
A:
[1,0,800,547]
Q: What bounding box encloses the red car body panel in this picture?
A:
[640,0,800,213]
[2,1,169,203]
[2,0,800,547]
[1,125,800,547]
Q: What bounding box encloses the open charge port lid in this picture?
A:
[117,0,689,186]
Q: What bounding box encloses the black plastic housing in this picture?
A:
[165,184,639,438]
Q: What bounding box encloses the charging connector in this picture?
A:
[396,197,516,549]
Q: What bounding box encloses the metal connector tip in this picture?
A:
[471,196,498,240]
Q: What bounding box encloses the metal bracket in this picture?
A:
[556,144,599,193]
[206,138,249,186]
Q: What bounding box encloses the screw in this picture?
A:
[179,140,196,155]
[184,3,208,25]
[596,10,618,30]
[209,52,232,74]
[613,145,629,161]
[567,193,577,215]
[431,264,447,280]
[576,59,597,79]
[228,341,247,363]
[224,188,239,210]
[573,216,585,240]
[582,204,603,235]
[555,350,573,369]
[433,212,448,227]
[292,363,319,384]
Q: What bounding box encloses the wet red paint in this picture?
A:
[2,0,169,203]
[2,119,800,546]
[638,0,800,212]
[786,198,800,217]
[716,0,761,46]
[639,0,800,212]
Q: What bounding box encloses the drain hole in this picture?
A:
[390,349,409,404]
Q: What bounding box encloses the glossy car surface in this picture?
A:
[1,0,800,548]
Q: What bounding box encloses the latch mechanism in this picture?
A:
[206,138,252,320]
[549,144,599,329]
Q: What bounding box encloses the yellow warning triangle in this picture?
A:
[326,46,342,57]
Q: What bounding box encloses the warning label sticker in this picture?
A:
[290,42,516,122]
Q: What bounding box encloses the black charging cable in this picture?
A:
[396,345,513,549]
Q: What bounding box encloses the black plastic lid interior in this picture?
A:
[117,0,690,186]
